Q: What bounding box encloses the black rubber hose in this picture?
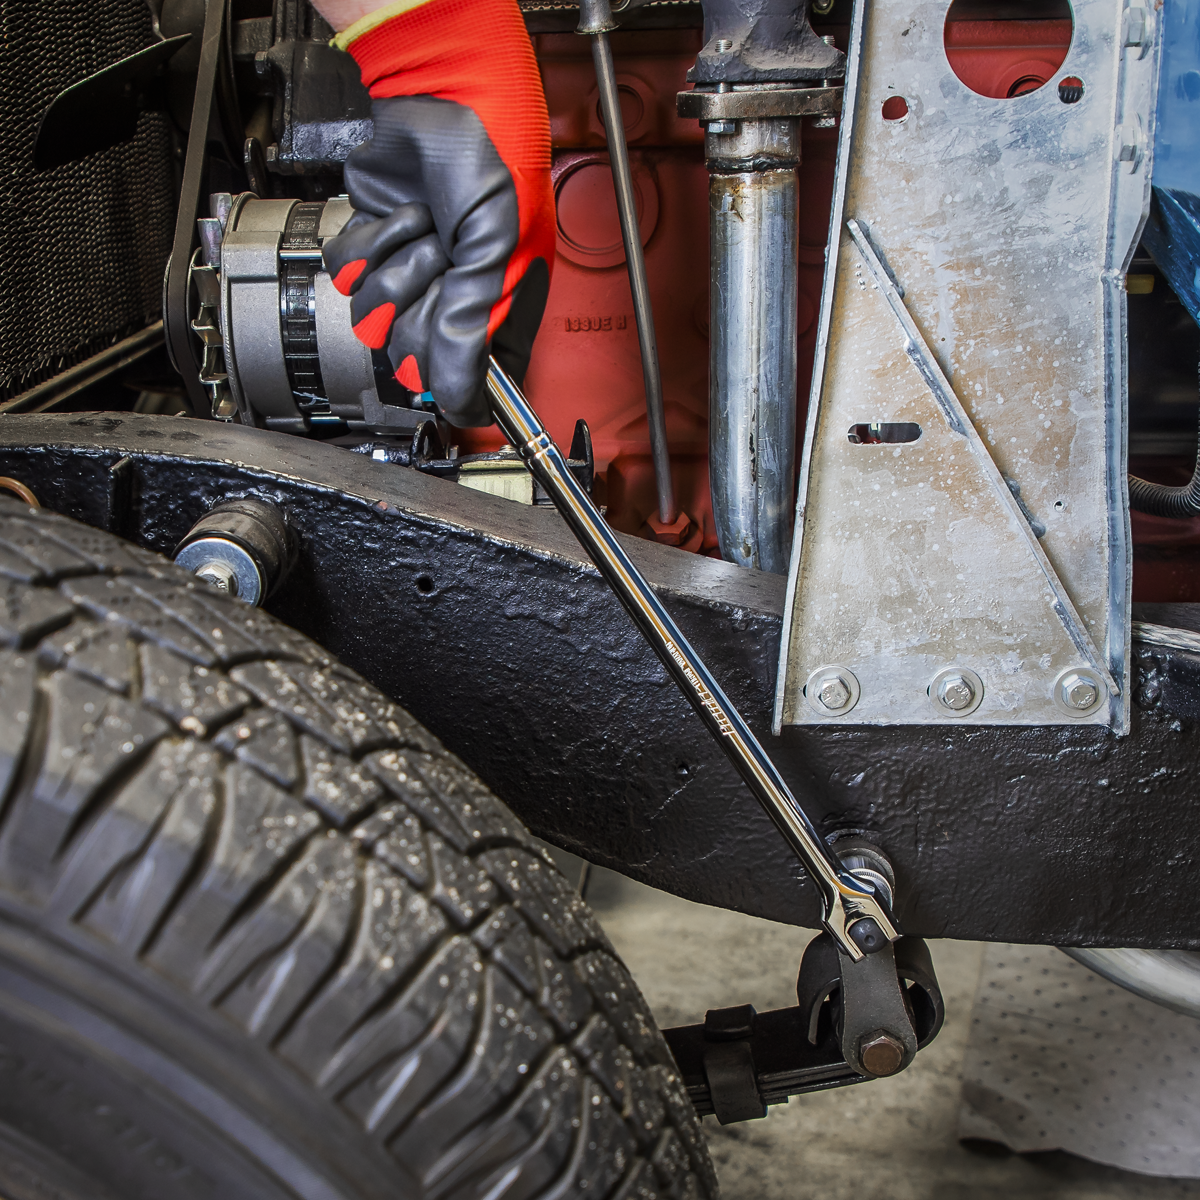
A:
[1128,360,1200,518]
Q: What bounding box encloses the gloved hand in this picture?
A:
[321,0,555,427]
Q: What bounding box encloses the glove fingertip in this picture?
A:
[394,355,425,393]
[353,302,397,350]
[332,258,368,296]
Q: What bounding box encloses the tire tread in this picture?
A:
[0,503,717,1200]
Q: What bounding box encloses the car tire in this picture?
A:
[0,500,718,1200]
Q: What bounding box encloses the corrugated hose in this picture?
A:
[1128,358,1200,518]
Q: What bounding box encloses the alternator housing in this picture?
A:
[219,194,435,436]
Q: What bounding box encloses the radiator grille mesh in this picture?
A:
[0,1,175,400]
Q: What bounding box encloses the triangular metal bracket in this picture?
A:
[847,219,1116,696]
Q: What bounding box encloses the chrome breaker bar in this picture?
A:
[485,357,899,960]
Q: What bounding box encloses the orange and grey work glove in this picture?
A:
[322,0,555,427]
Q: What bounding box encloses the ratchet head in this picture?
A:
[485,355,904,962]
[824,872,900,960]
[825,840,902,960]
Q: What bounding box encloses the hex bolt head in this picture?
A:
[929,666,983,716]
[818,677,851,711]
[805,666,860,716]
[937,673,975,712]
[1061,672,1099,711]
[195,561,239,596]
[858,1029,906,1077]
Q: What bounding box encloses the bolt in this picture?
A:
[195,561,239,596]
[937,673,975,712]
[806,666,860,717]
[817,675,851,710]
[197,217,223,269]
[714,37,733,51]
[859,1030,906,1077]
[1061,672,1099,711]
[817,32,839,126]
[1122,6,1147,48]
[209,191,233,230]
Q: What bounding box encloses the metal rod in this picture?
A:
[485,355,898,961]
[589,30,676,525]
[0,321,165,415]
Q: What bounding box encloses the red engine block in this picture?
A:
[456,19,1197,600]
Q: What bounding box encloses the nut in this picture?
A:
[936,673,975,712]
[1061,672,1099,711]
[858,1030,906,1077]
[195,561,239,596]
[818,677,851,711]
[1116,119,1144,170]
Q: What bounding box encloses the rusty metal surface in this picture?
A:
[777,0,1162,731]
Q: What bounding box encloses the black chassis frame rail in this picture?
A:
[1,413,1197,948]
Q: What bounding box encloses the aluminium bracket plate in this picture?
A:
[775,0,1161,731]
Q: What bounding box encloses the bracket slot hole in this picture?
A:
[847,422,922,445]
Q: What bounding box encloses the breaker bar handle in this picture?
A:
[484,356,899,960]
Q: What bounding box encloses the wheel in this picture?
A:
[0,500,718,1200]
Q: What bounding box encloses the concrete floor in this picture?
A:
[569,861,1200,1200]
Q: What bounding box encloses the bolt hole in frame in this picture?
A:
[885,2,1079,121]
[1058,75,1085,103]
[942,0,1072,99]
[847,422,923,445]
[415,574,436,594]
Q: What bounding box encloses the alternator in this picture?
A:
[199,192,441,437]
[182,191,595,504]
